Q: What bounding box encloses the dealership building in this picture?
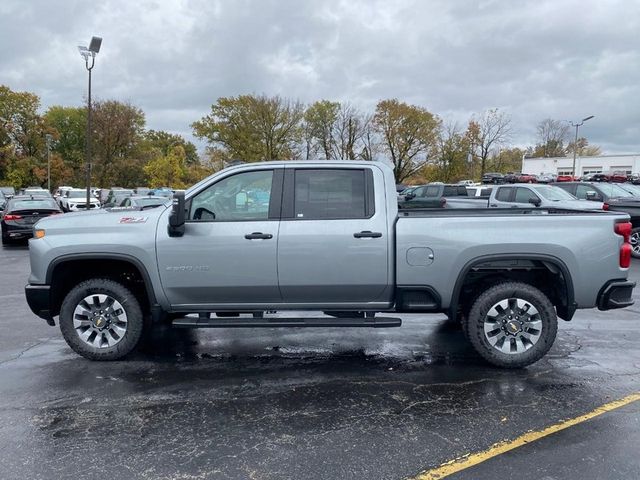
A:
[521,153,640,177]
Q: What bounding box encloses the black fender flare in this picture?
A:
[448,254,576,322]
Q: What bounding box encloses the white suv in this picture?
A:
[59,188,101,212]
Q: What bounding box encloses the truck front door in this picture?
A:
[277,167,391,307]
[156,168,283,309]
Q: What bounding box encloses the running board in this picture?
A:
[171,316,402,328]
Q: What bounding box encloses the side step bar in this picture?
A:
[172,316,402,328]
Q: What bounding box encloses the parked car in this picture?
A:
[555,174,576,182]
[398,183,471,208]
[53,186,72,205]
[22,187,52,197]
[609,171,629,183]
[0,190,6,211]
[1,195,62,245]
[457,179,476,186]
[117,195,171,209]
[517,173,538,183]
[103,189,134,207]
[134,187,151,195]
[481,172,504,184]
[149,187,173,198]
[444,184,604,211]
[26,161,635,368]
[537,172,558,183]
[59,188,101,212]
[503,172,520,184]
[0,186,16,199]
[555,182,640,258]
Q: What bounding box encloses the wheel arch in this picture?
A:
[46,253,158,318]
[448,254,576,323]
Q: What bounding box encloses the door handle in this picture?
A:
[353,231,382,238]
[244,232,273,240]
[490,204,497,207]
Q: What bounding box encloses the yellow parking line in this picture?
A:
[411,392,640,480]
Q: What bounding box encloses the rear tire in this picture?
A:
[59,278,144,360]
[466,282,557,368]
[630,227,640,259]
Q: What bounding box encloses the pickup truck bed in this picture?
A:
[25,161,636,368]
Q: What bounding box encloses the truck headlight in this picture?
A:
[34,229,45,239]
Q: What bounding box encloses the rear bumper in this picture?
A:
[3,227,34,239]
[25,284,55,325]
[597,280,636,310]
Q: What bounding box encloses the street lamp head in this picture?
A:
[78,45,90,60]
[89,36,102,54]
[582,115,595,122]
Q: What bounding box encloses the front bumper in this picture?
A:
[25,284,55,325]
[597,280,636,310]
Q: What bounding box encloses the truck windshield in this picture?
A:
[532,185,577,201]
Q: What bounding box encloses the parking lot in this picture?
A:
[0,246,638,479]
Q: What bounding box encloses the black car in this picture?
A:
[481,172,504,184]
[1,196,62,245]
[503,172,520,183]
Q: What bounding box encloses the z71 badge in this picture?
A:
[119,216,148,224]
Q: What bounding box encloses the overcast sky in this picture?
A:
[1,0,639,154]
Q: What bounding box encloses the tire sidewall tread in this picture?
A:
[467,281,558,368]
[59,278,144,361]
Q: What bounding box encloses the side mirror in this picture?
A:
[405,193,415,200]
[168,191,186,237]
[528,197,541,207]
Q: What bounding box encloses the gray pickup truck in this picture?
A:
[444,183,605,210]
[25,161,636,368]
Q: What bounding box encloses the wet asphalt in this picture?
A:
[0,245,639,480]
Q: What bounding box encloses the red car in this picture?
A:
[609,171,628,183]
[555,174,576,182]
[517,173,538,183]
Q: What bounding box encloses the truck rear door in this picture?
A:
[277,166,391,306]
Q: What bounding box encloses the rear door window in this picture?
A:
[495,187,512,202]
[425,185,440,197]
[293,169,366,219]
[515,187,538,203]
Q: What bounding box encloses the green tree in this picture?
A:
[144,145,188,188]
[192,94,304,161]
[143,130,199,165]
[434,122,470,182]
[373,99,440,182]
[91,100,146,187]
[43,106,86,185]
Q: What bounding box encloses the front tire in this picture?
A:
[630,227,640,259]
[466,282,557,368]
[59,278,144,360]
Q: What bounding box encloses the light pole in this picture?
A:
[570,115,594,179]
[45,134,53,192]
[78,36,102,210]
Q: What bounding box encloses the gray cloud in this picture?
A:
[1,0,639,153]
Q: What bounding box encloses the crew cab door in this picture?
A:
[277,166,391,306]
[156,168,283,308]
